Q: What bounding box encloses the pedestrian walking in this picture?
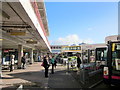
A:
[43,56,50,78]
[77,54,81,70]
[51,56,55,74]
[21,55,26,69]
[10,55,15,72]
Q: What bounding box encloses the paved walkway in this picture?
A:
[1,62,48,88]
[1,62,82,89]
[48,67,81,88]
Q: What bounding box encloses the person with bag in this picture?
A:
[43,56,50,78]
[41,61,44,67]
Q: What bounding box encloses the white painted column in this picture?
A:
[18,45,23,69]
[30,48,33,64]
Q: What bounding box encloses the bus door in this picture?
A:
[83,49,96,71]
[96,47,107,69]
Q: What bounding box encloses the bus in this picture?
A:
[61,45,81,58]
[61,45,81,53]
[61,45,81,67]
[103,41,120,86]
[61,45,107,71]
[81,44,107,70]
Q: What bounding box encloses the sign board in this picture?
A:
[10,30,26,36]
[4,49,15,52]
[26,41,37,44]
[4,50,9,53]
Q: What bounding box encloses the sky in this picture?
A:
[45,2,118,45]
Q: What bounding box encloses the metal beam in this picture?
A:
[2,25,31,28]
[0,9,10,19]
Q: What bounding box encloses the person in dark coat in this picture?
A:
[77,54,81,70]
[21,56,26,69]
[43,56,50,78]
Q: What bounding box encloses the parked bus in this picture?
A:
[103,40,120,86]
[61,45,81,66]
[74,44,107,83]
[61,45,81,53]
[81,44,107,70]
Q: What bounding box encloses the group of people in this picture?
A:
[42,55,57,78]
[9,54,26,72]
[42,54,81,78]
[9,53,81,78]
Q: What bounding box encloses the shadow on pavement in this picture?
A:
[3,70,48,88]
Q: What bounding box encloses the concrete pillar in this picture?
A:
[35,50,39,62]
[40,52,44,62]
[30,48,33,64]
[18,45,23,69]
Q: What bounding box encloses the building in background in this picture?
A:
[50,45,64,54]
